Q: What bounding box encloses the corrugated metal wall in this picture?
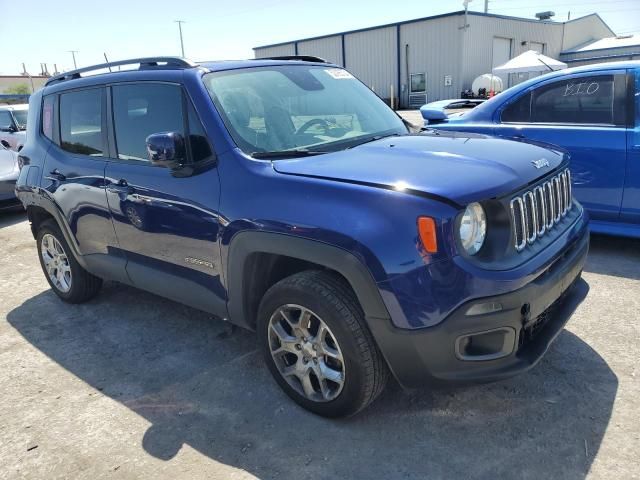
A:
[253,12,614,108]
[562,15,615,52]
[254,44,296,58]
[344,27,397,101]
[461,16,564,91]
[563,55,640,67]
[298,37,344,66]
[562,46,640,61]
[400,16,463,105]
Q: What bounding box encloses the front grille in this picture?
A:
[510,169,572,252]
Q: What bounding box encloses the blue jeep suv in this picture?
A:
[15,56,589,417]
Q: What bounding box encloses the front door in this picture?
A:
[496,71,628,222]
[104,82,225,316]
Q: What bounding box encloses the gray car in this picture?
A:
[0,104,28,151]
[0,143,20,210]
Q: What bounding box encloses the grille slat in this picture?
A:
[510,169,573,252]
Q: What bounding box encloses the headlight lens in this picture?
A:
[459,202,486,255]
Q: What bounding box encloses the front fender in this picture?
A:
[226,231,391,330]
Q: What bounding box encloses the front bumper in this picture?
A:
[369,224,589,388]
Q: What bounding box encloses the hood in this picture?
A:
[272,132,565,206]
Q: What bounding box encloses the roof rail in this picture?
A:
[256,55,329,63]
[46,57,198,86]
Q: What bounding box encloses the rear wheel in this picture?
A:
[258,270,388,417]
[36,220,102,303]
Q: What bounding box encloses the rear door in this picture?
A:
[496,71,628,222]
[104,81,225,316]
[41,87,128,282]
[621,68,640,224]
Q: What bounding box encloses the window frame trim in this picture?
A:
[498,70,629,128]
[105,80,215,169]
[56,85,109,159]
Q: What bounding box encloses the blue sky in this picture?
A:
[1,0,639,74]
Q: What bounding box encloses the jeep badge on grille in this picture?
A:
[532,158,550,169]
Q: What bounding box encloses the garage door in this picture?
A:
[492,37,512,87]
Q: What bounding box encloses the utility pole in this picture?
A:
[175,20,186,57]
[484,0,489,13]
[68,50,78,69]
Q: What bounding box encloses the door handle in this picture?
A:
[47,169,67,181]
[107,179,134,194]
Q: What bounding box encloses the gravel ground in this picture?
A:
[0,210,638,480]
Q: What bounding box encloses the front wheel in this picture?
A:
[257,270,389,417]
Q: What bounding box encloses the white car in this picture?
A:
[0,143,20,210]
[0,104,28,151]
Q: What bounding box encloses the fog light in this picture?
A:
[465,301,503,316]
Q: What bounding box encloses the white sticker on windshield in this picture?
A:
[325,68,354,79]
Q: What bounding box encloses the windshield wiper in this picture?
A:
[347,133,402,149]
[250,149,325,159]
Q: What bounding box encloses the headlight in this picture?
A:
[459,202,486,255]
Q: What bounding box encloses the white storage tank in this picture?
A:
[472,74,504,95]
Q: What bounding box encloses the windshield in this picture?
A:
[203,65,407,155]
[13,110,28,129]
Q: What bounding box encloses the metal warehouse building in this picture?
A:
[254,11,615,108]
[560,34,640,67]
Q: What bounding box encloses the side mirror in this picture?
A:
[146,132,186,168]
[420,106,448,125]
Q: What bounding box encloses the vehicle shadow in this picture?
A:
[8,281,616,480]
[585,234,640,280]
[0,209,26,229]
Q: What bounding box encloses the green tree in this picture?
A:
[4,83,31,95]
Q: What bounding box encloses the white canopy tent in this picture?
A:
[492,50,568,75]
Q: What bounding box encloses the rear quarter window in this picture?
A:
[42,96,54,141]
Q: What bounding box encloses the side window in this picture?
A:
[0,111,14,130]
[111,83,184,162]
[60,89,104,156]
[501,91,532,123]
[42,95,55,141]
[531,75,615,125]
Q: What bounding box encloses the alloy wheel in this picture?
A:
[268,304,346,402]
[41,233,72,293]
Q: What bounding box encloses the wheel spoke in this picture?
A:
[322,344,341,361]
[318,360,343,385]
[270,323,299,355]
[319,378,331,400]
[279,309,297,329]
[298,369,317,398]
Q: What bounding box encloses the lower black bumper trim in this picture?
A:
[369,226,590,388]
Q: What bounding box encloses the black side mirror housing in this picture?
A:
[145,132,186,168]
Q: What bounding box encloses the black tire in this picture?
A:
[257,270,389,417]
[36,219,103,303]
